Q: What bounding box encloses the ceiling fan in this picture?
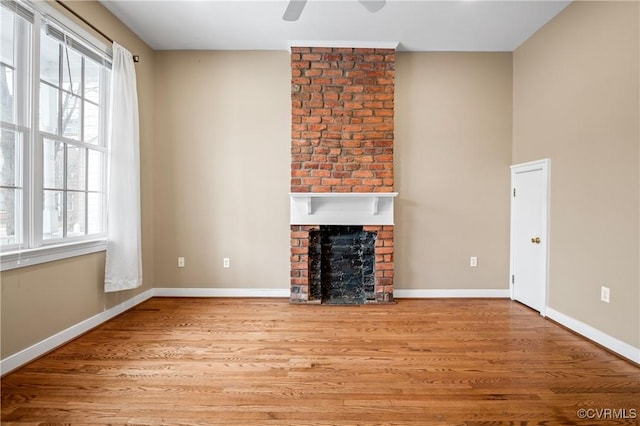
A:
[283,0,386,22]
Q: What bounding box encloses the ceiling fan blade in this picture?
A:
[283,0,308,21]
[359,0,386,13]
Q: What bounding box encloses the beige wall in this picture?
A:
[152,51,512,292]
[153,51,291,289]
[0,0,155,359]
[513,1,639,347]
[395,52,513,290]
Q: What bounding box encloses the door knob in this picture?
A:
[531,237,541,244]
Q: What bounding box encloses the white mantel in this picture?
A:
[289,192,398,226]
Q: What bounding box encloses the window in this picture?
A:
[0,0,111,270]
[0,1,30,248]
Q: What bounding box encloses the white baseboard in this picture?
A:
[394,289,510,298]
[153,287,290,298]
[0,289,154,376]
[154,288,510,299]
[546,307,640,364]
[154,288,509,299]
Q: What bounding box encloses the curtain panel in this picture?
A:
[104,42,142,292]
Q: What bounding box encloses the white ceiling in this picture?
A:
[99,0,571,52]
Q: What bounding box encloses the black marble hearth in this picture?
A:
[308,226,376,305]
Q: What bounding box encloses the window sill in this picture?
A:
[1,239,107,272]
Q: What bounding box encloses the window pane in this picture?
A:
[84,101,99,144]
[87,149,102,192]
[39,82,59,134]
[43,139,64,189]
[67,191,85,237]
[0,128,20,187]
[61,93,81,140]
[84,59,100,103]
[0,187,20,245]
[40,32,60,86]
[1,7,14,67]
[14,17,31,128]
[43,189,63,240]
[62,47,82,95]
[67,146,85,190]
[1,65,15,123]
[87,192,102,234]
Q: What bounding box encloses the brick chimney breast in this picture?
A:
[290,46,395,304]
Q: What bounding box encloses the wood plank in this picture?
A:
[2,298,638,424]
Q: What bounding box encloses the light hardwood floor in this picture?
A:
[2,298,639,425]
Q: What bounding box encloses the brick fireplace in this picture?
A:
[289,46,396,304]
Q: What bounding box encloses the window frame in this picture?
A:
[1,0,112,271]
[1,1,32,252]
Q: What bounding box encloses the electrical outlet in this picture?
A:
[470,256,477,267]
[223,258,230,268]
[600,286,610,303]
[177,257,185,268]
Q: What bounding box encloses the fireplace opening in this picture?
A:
[308,226,376,305]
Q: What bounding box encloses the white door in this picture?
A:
[510,159,550,315]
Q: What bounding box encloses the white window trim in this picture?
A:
[1,238,106,271]
[33,1,112,61]
[1,0,111,271]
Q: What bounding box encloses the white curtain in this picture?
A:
[104,42,142,292]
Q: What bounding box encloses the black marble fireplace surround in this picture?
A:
[308,226,376,304]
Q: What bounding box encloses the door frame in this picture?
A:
[509,158,551,317]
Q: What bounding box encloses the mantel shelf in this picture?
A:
[289,192,398,226]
